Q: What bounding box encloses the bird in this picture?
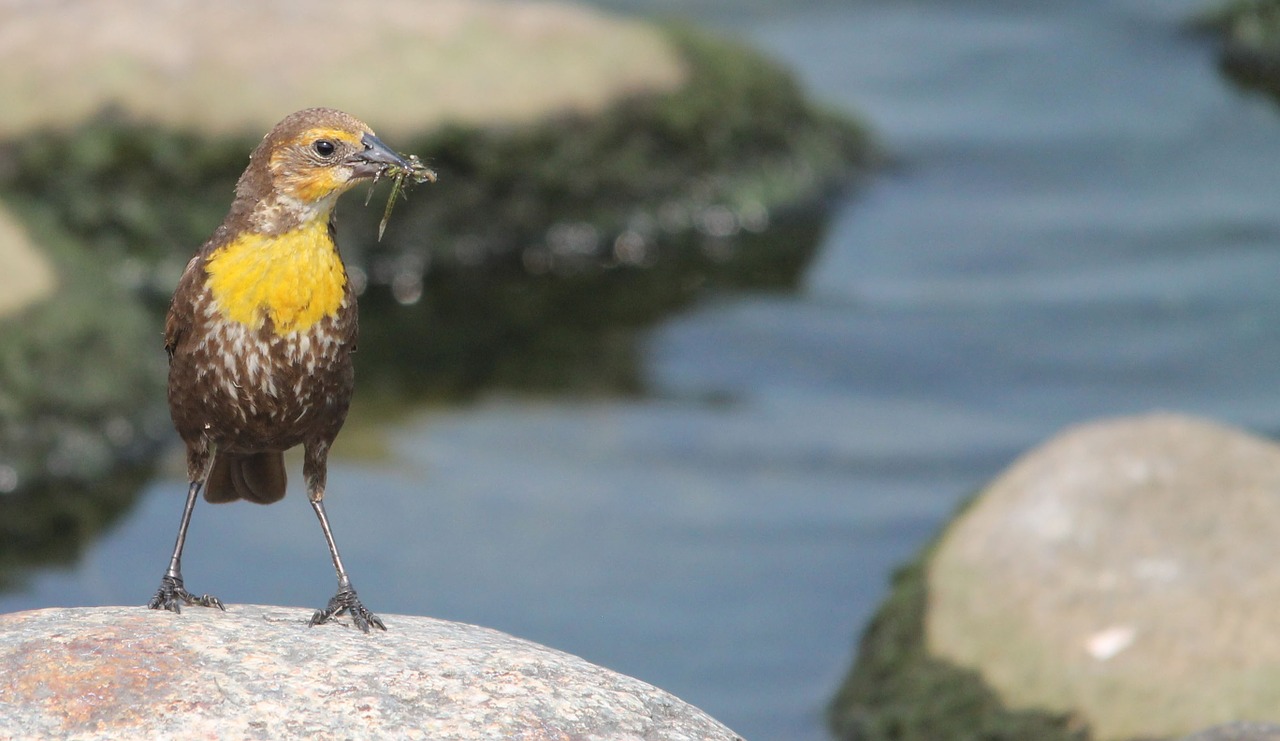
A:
[148,107,413,632]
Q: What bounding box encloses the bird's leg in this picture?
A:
[307,498,386,632]
[304,443,385,632]
[148,447,223,613]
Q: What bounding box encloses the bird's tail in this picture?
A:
[204,451,287,504]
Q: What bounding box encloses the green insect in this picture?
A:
[367,153,437,241]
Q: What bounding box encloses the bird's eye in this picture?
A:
[313,139,336,157]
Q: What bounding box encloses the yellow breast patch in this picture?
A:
[204,219,347,335]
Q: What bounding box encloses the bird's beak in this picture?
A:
[347,133,411,179]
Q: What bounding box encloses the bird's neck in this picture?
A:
[243,189,344,236]
[203,216,348,336]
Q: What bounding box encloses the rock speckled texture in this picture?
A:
[926,414,1280,739]
[0,605,743,740]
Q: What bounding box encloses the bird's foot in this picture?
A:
[309,586,386,633]
[147,573,225,613]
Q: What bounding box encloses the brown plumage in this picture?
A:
[149,108,413,632]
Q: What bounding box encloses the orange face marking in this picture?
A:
[269,127,367,203]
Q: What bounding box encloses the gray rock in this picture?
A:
[0,0,685,139]
[926,414,1280,739]
[0,604,743,740]
[1182,723,1280,741]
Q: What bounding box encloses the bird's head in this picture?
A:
[234,107,411,233]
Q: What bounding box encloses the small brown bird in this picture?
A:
[149,107,412,632]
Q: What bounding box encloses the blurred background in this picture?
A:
[2,0,1278,738]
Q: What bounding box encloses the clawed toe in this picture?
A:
[148,574,224,614]
[309,587,385,632]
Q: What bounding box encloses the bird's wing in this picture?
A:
[164,254,205,360]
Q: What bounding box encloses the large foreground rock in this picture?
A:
[0,605,742,740]
[925,414,1280,739]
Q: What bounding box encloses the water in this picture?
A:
[6,2,1280,739]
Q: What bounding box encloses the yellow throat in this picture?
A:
[204,219,347,335]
